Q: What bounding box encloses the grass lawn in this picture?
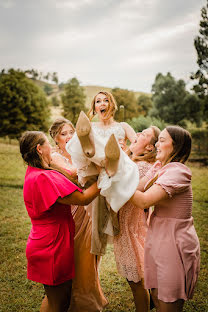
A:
[0,143,207,311]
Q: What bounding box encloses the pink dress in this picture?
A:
[23,166,82,286]
[144,162,200,302]
[113,161,152,282]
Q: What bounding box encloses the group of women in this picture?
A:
[20,91,200,312]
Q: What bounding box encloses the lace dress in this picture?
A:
[66,122,139,213]
[113,161,152,282]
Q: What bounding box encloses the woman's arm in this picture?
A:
[130,184,168,209]
[137,175,149,191]
[121,122,137,143]
[57,181,100,206]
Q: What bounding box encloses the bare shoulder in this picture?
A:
[120,122,136,142]
[120,121,131,129]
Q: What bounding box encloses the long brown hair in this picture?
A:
[165,126,192,164]
[19,131,79,186]
[144,126,192,191]
[131,126,160,163]
[88,91,118,121]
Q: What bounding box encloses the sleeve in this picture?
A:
[32,171,82,214]
[145,161,162,180]
[154,164,192,198]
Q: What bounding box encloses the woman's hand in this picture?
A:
[118,139,127,151]
[95,163,102,174]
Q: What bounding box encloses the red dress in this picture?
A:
[23,166,82,286]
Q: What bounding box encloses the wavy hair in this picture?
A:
[88,91,118,121]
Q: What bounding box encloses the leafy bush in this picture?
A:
[127,115,166,132]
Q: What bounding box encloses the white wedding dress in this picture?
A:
[66,122,139,213]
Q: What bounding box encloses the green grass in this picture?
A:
[0,143,207,311]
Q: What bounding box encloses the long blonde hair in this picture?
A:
[88,91,118,121]
[49,117,75,141]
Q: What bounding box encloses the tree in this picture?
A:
[44,84,53,96]
[0,69,50,138]
[191,0,208,120]
[52,72,59,85]
[137,94,153,116]
[151,72,202,126]
[112,88,137,121]
[61,77,86,124]
[51,95,60,107]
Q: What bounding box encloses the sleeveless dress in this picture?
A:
[51,152,108,311]
[144,162,200,302]
[113,161,152,282]
[66,122,139,213]
[23,166,82,285]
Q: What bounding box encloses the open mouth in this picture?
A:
[100,108,106,114]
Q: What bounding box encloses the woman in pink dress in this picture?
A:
[49,118,108,312]
[114,126,160,312]
[20,131,100,312]
[130,126,200,312]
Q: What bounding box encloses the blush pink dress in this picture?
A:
[144,162,200,302]
[23,166,82,286]
[113,161,152,282]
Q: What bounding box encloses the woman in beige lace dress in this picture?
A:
[114,126,160,312]
[49,118,108,312]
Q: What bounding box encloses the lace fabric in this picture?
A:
[113,161,152,282]
[92,122,126,140]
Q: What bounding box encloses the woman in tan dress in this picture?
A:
[49,118,108,312]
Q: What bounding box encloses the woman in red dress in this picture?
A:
[20,131,100,312]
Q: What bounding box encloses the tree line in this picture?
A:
[0,0,207,140]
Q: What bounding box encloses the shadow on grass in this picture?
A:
[0,184,23,189]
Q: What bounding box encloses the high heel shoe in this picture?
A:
[76,111,95,158]
[104,134,120,177]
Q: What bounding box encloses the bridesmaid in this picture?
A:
[131,126,200,312]
[114,126,160,312]
[49,118,108,312]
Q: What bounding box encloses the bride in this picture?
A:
[66,91,139,213]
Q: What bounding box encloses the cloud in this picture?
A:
[0,0,205,92]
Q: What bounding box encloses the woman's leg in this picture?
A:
[158,299,184,312]
[43,280,72,312]
[40,296,49,312]
[128,279,150,312]
[151,288,160,311]
[151,288,184,312]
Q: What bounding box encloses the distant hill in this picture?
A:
[32,79,150,121]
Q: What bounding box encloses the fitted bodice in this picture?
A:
[92,122,126,141]
[146,162,193,219]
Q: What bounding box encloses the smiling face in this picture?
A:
[156,129,173,165]
[130,127,154,156]
[55,124,75,152]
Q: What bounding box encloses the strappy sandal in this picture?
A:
[76,111,95,158]
[104,134,120,177]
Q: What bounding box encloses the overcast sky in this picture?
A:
[0,0,205,92]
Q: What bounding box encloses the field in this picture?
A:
[0,142,207,311]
